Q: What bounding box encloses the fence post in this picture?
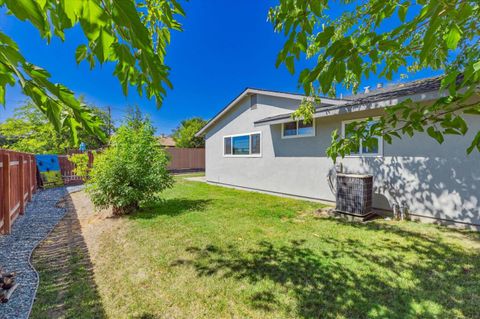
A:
[26,156,32,202]
[31,155,36,194]
[19,155,25,215]
[2,153,11,234]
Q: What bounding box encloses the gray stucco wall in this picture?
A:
[204,94,480,227]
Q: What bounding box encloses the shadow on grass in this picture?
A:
[30,193,106,319]
[175,220,480,319]
[130,198,211,219]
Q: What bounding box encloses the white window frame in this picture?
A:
[281,120,316,139]
[341,118,383,157]
[223,131,262,158]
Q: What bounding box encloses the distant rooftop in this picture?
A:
[157,136,176,147]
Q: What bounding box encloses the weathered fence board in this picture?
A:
[0,149,37,234]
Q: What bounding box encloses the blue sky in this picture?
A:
[0,1,437,135]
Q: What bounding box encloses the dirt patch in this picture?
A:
[30,191,122,319]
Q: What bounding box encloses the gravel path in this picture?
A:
[0,185,84,319]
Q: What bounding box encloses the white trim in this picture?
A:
[341,117,383,157]
[196,88,348,136]
[223,131,262,158]
[281,120,316,139]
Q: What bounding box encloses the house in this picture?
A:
[196,76,480,230]
[157,135,176,148]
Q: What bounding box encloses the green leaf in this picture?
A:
[335,62,346,83]
[297,32,307,52]
[5,0,47,36]
[451,116,468,135]
[310,1,322,16]
[473,60,480,72]
[75,45,88,63]
[444,24,462,50]
[315,26,334,47]
[467,131,480,154]
[398,4,408,22]
[93,29,115,63]
[285,56,295,74]
[111,0,150,48]
[60,0,82,25]
[0,85,5,105]
[80,0,107,40]
[427,126,444,144]
[299,68,310,84]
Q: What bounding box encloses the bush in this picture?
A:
[86,119,173,215]
[68,152,91,182]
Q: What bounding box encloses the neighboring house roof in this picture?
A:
[158,136,176,147]
[254,76,445,126]
[196,88,348,136]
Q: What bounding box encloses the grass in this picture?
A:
[32,175,480,318]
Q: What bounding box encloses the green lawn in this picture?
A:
[32,176,480,318]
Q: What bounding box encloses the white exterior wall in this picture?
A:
[205,94,480,228]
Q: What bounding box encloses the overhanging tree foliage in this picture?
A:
[0,0,184,145]
[0,100,111,153]
[268,0,480,160]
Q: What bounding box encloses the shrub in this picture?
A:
[68,152,91,182]
[86,119,173,215]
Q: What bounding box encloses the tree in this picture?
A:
[0,102,69,153]
[0,0,184,144]
[172,117,208,148]
[86,116,173,215]
[68,152,92,182]
[268,0,480,160]
[0,100,111,153]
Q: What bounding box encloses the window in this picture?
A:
[282,120,315,138]
[233,135,250,155]
[224,132,261,157]
[342,118,383,156]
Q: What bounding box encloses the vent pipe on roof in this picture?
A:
[376,83,383,89]
[363,86,371,93]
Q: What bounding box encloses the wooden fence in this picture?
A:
[56,148,204,184]
[58,152,95,186]
[165,148,205,172]
[0,149,37,234]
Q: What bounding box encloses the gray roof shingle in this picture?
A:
[254,75,445,125]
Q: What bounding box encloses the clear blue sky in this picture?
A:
[0,1,437,135]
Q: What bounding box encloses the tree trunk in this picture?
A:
[112,202,139,216]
